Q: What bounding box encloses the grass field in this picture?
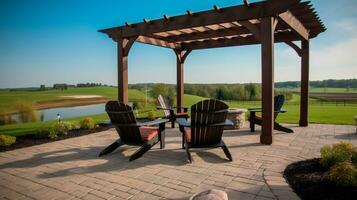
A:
[0,86,146,111]
[0,89,356,137]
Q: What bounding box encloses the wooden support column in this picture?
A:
[117,37,136,104]
[260,17,276,145]
[300,40,309,126]
[174,50,191,113]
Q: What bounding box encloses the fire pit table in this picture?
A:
[225,108,248,130]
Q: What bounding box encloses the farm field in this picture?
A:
[0,86,146,112]
[277,87,357,93]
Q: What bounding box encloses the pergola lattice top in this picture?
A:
[99,0,326,50]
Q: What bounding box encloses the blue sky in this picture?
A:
[0,0,356,88]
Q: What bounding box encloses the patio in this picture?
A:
[0,124,356,200]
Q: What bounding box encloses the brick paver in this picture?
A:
[0,124,356,199]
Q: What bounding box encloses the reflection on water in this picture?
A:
[11,103,106,122]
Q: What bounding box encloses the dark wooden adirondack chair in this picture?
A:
[99,101,168,161]
[177,99,233,163]
[248,95,293,133]
[157,95,189,128]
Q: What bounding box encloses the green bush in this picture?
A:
[352,147,357,166]
[79,117,95,129]
[328,162,357,186]
[35,127,50,139]
[320,142,354,168]
[0,135,16,146]
[147,111,156,120]
[15,100,37,123]
[48,121,77,140]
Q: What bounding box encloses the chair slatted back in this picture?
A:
[274,95,285,119]
[106,101,143,145]
[158,95,171,117]
[190,99,228,147]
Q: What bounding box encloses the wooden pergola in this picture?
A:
[99,0,326,144]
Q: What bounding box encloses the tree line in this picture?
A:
[130,83,293,102]
[275,79,357,89]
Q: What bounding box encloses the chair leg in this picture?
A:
[159,123,166,149]
[129,143,153,161]
[274,123,294,133]
[182,134,185,149]
[249,112,256,132]
[221,141,233,161]
[186,145,192,163]
[171,120,175,128]
[99,139,123,157]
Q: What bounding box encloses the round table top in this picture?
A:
[227,108,248,114]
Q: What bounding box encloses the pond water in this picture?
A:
[11,103,106,122]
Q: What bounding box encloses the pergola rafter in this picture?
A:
[99,0,325,145]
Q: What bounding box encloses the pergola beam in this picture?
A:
[165,26,251,42]
[174,50,191,113]
[136,36,180,49]
[278,10,310,40]
[260,17,275,145]
[181,32,300,50]
[300,40,309,126]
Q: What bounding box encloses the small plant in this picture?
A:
[15,100,37,123]
[320,142,354,168]
[147,110,156,120]
[48,121,77,140]
[352,147,357,166]
[0,135,16,146]
[328,162,357,187]
[0,110,16,125]
[35,127,50,139]
[79,117,95,129]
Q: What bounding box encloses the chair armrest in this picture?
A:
[176,118,191,127]
[138,119,169,126]
[278,109,287,113]
[209,119,234,127]
[248,108,287,114]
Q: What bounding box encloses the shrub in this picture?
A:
[133,101,144,110]
[328,162,357,186]
[79,117,95,129]
[15,100,37,123]
[48,121,77,140]
[147,111,155,120]
[0,135,16,146]
[352,147,357,166]
[0,110,16,125]
[35,127,50,139]
[320,142,354,168]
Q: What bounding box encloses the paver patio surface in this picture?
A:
[0,124,356,200]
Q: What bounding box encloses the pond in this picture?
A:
[11,103,106,122]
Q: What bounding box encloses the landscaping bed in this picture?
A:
[0,125,112,152]
[284,159,357,200]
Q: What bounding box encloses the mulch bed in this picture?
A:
[0,125,113,152]
[284,158,357,200]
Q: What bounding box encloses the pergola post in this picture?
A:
[117,37,136,104]
[300,40,309,126]
[174,50,191,113]
[260,17,276,145]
